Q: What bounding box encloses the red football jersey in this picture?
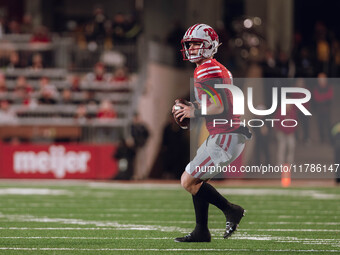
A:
[194,59,241,135]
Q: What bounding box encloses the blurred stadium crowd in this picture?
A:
[0,5,144,145]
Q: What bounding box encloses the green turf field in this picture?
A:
[0,181,339,254]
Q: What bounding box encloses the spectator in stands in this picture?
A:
[0,74,7,95]
[316,39,330,74]
[8,136,21,145]
[97,99,117,119]
[314,21,330,74]
[124,14,142,42]
[84,22,95,45]
[262,49,277,77]
[85,62,111,82]
[13,86,28,105]
[111,67,129,82]
[295,48,315,77]
[70,75,81,92]
[38,89,58,105]
[113,136,136,180]
[130,112,149,148]
[112,13,127,43]
[313,72,333,143]
[292,78,311,144]
[261,49,277,109]
[160,114,189,179]
[38,77,59,105]
[130,112,149,179]
[30,53,44,70]
[74,104,88,125]
[59,89,74,105]
[277,50,294,78]
[0,17,6,36]
[13,76,33,105]
[330,39,340,77]
[30,26,51,43]
[274,103,298,165]
[82,90,97,105]
[253,104,271,165]
[96,99,117,142]
[15,76,32,94]
[92,6,108,45]
[0,100,18,124]
[7,20,21,34]
[7,51,21,70]
[21,14,34,34]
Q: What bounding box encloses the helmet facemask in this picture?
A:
[181,40,211,63]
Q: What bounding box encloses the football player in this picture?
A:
[172,24,251,242]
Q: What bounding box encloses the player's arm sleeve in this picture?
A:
[198,78,229,113]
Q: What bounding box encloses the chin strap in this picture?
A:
[189,54,203,63]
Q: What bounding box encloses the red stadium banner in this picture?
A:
[0,144,118,179]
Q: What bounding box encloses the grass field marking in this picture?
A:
[0,188,71,196]
[127,220,340,226]
[2,207,339,215]
[240,228,340,232]
[1,229,339,247]
[0,236,171,240]
[218,188,340,200]
[0,235,338,244]
[2,185,339,200]
[0,227,130,230]
[246,221,340,225]
[1,226,339,233]
[0,234,338,247]
[0,214,191,233]
[87,182,181,189]
[278,215,340,219]
[235,233,340,247]
[0,248,339,253]
[1,207,195,212]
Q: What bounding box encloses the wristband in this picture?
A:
[194,108,203,117]
[192,102,200,109]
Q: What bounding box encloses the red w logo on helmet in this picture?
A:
[204,28,218,41]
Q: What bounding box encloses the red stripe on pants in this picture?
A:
[191,156,211,176]
[197,161,214,179]
[224,136,232,150]
[219,134,226,147]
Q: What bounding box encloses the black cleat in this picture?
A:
[224,204,245,239]
[175,231,211,242]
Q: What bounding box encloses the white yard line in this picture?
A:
[218,188,340,200]
[120,220,340,225]
[0,185,338,200]
[0,236,170,240]
[246,221,340,225]
[240,228,340,232]
[0,230,339,248]
[0,188,71,196]
[1,207,339,215]
[1,226,339,233]
[0,227,128,230]
[0,247,339,253]
[278,215,340,219]
[0,214,190,233]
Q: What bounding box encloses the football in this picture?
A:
[173,98,191,129]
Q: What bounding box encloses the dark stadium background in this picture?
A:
[0,0,339,181]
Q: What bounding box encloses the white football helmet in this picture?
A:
[181,24,219,63]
